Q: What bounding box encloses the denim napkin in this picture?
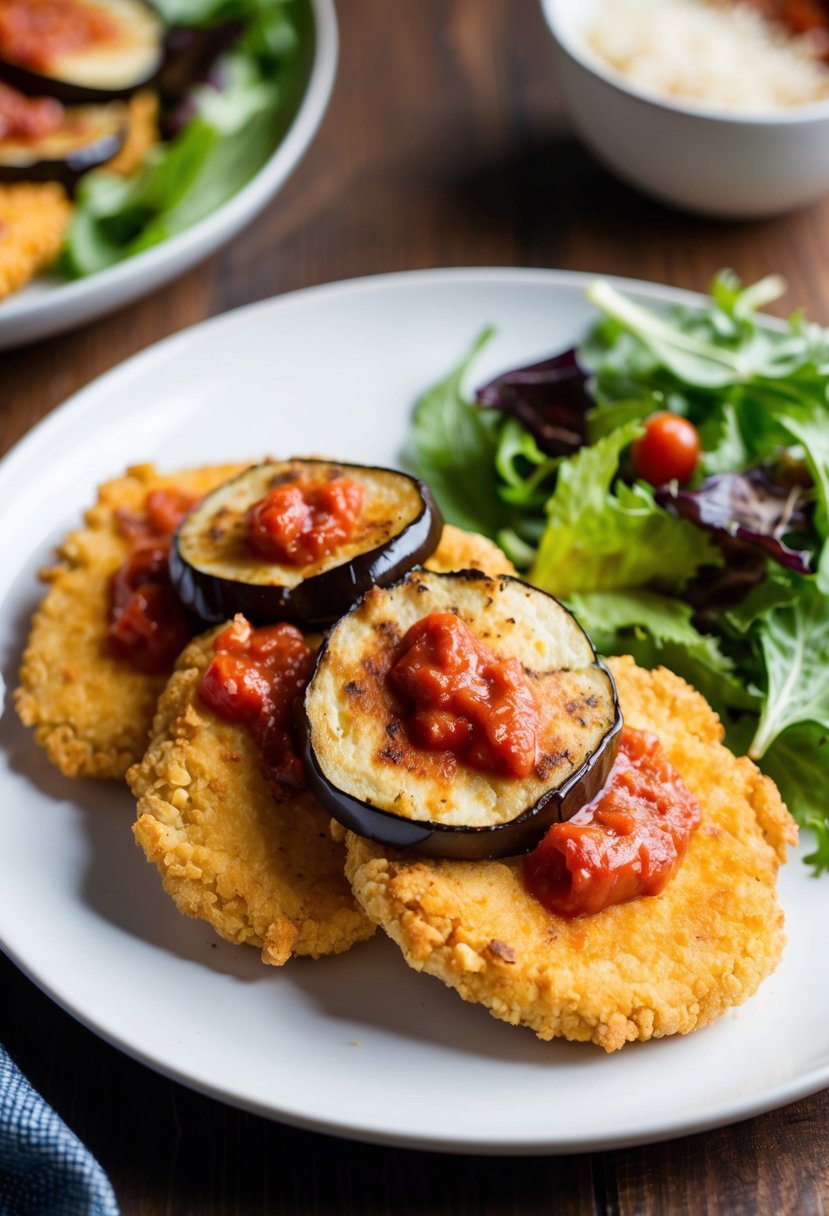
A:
[0,1046,119,1216]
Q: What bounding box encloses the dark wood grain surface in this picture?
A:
[3,1,829,1212]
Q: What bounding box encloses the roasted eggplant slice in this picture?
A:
[0,0,164,104]
[0,98,127,187]
[301,569,622,860]
[170,459,444,629]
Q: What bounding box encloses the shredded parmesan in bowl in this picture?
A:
[584,0,829,111]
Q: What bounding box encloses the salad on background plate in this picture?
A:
[0,0,312,295]
[412,272,829,874]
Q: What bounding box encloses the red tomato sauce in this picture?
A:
[0,0,120,73]
[200,615,315,800]
[246,475,365,566]
[106,488,198,674]
[0,81,63,142]
[388,611,540,779]
[523,726,701,918]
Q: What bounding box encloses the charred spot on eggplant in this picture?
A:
[301,569,622,860]
[0,98,127,188]
[170,459,445,629]
[0,0,164,105]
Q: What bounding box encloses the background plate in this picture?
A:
[1,268,826,1155]
[0,0,337,352]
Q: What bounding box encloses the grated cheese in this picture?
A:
[584,0,829,110]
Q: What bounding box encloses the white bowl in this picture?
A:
[540,0,829,217]
[0,0,337,351]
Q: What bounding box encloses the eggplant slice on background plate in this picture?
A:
[0,0,164,104]
[0,98,128,188]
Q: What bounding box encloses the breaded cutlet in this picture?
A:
[14,473,512,783]
[344,657,797,1052]
[126,525,515,962]
[15,462,245,780]
[129,630,375,964]
[0,183,72,300]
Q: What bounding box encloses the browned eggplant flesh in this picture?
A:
[301,568,622,859]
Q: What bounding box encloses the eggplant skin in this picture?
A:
[170,459,445,629]
[0,0,164,104]
[0,104,127,190]
[301,569,623,861]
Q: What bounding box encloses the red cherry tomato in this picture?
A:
[631,412,700,486]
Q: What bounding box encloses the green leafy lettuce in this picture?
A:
[63,0,310,278]
[411,272,829,870]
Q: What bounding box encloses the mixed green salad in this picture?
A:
[412,273,829,873]
[65,0,312,278]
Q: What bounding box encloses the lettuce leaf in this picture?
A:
[530,423,718,597]
[745,577,829,759]
[566,588,758,723]
[761,723,829,874]
[411,330,511,536]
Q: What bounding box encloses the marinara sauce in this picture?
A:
[0,0,120,74]
[523,726,701,918]
[0,82,63,143]
[107,488,198,674]
[388,611,540,779]
[200,615,315,799]
[246,475,364,566]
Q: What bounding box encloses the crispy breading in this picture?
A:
[345,656,797,1051]
[129,631,375,964]
[104,91,159,177]
[14,463,245,780]
[0,182,72,300]
[425,524,517,578]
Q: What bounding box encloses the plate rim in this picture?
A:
[2,265,826,1155]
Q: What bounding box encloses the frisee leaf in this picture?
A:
[760,723,829,875]
[748,578,829,759]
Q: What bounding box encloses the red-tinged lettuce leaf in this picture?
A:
[475,347,591,456]
[656,468,814,575]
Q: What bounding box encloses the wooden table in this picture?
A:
[3,2,829,1211]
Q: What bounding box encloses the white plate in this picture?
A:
[1,269,827,1155]
[0,0,337,353]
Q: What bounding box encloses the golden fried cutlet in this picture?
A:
[425,524,517,578]
[129,631,375,964]
[344,656,797,1052]
[0,183,72,300]
[15,463,244,780]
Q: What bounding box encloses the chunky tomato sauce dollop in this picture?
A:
[200,615,315,799]
[246,475,365,566]
[107,488,198,674]
[388,611,540,779]
[0,0,120,73]
[523,726,701,918]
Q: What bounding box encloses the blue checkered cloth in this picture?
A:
[0,1046,119,1216]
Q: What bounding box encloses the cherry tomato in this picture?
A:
[631,412,700,486]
